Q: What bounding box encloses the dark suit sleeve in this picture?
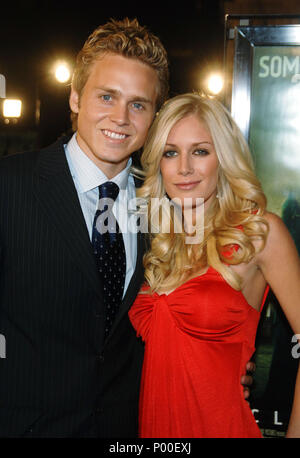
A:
[0,236,2,273]
[0,163,4,279]
[0,159,5,279]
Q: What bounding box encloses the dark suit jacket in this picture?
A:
[0,136,145,437]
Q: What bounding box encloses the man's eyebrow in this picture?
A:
[95,86,119,94]
[95,86,153,105]
[131,96,153,105]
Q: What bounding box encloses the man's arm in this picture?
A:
[241,361,255,400]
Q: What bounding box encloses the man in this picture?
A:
[0,18,253,438]
[0,18,168,438]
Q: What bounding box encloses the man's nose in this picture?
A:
[110,102,130,125]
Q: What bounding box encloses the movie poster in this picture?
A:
[247,45,300,437]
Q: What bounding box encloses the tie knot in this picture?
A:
[98,181,120,201]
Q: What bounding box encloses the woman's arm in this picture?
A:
[257,212,300,437]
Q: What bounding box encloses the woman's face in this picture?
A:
[160,114,219,210]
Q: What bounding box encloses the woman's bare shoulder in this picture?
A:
[257,210,298,264]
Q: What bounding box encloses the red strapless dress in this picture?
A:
[129,266,269,438]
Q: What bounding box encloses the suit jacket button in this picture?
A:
[97,354,104,363]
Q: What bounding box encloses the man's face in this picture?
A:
[70,53,158,178]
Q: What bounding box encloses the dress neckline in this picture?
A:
[152,266,269,314]
[154,266,214,298]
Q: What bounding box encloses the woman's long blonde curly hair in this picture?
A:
[136,93,268,292]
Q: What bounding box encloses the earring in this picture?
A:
[216,188,222,200]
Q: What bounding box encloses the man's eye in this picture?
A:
[101,94,112,102]
[132,102,144,110]
[163,150,177,158]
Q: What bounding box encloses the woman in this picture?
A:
[129,93,300,438]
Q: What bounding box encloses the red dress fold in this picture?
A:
[129,267,269,438]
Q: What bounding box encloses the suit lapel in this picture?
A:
[33,137,102,299]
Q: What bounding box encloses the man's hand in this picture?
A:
[241,361,256,400]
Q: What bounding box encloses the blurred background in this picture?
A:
[0,0,299,153]
[0,0,223,154]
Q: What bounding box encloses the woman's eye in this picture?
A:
[163,150,177,158]
[194,149,209,156]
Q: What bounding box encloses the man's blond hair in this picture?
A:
[71,18,169,130]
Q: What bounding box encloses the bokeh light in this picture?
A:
[207,74,224,95]
[3,99,22,118]
[54,63,71,83]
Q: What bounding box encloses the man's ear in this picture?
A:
[69,87,79,114]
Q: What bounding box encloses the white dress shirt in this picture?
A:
[64,133,137,297]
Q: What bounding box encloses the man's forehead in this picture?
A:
[86,55,159,104]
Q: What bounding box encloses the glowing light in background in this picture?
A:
[207,74,224,95]
[3,99,22,117]
[54,63,71,83]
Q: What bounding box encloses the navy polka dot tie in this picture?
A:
[92,182,126,338]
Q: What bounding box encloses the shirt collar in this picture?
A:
[66,133,132,193]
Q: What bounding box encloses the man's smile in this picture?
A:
[102,129,129,140]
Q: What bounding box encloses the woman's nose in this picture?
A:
[178,154,194,175]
